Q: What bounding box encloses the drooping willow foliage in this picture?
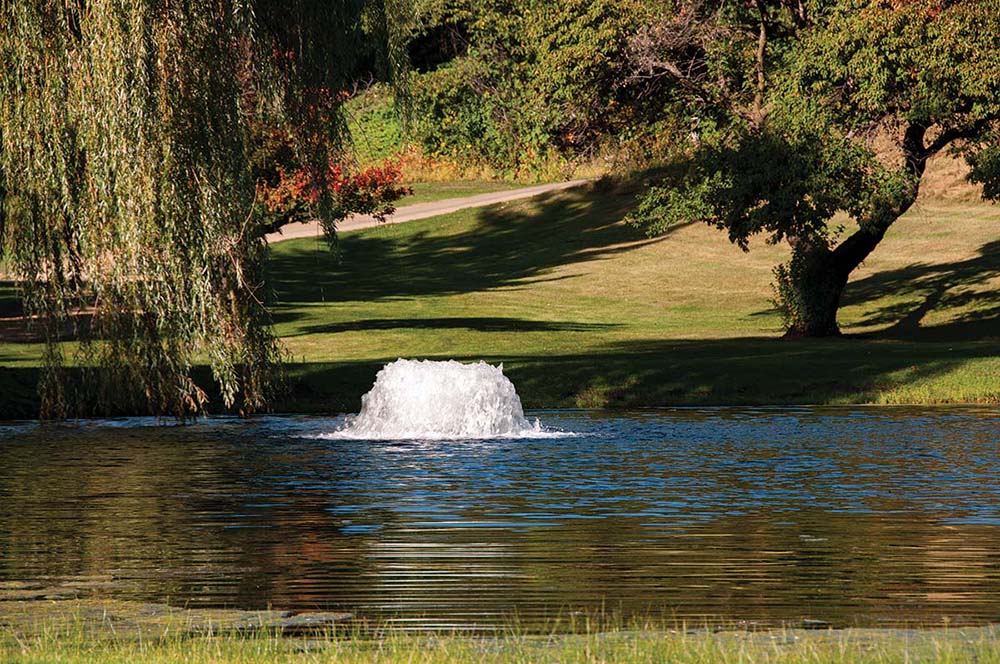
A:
[0,0,407,417]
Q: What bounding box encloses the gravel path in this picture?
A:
[266,179,590,243]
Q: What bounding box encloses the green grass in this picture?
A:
[401,180,523,206]
[4,595,999,663]
[2,182,999,415]
[265,183,1000,412]
[5,623,1000,663]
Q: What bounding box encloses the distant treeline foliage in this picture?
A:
[400,0,675,176]
[624,0,1000,336]
[394,0,1000,337]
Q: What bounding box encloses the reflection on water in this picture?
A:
[1,407,999,629]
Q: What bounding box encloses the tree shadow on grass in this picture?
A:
[5,333,994,418]
[267,184,680,307]
[842,240,1000,342]
[0,366,40,419]
[281,335,999,413]
[0,281,21,318]
[285,316,620,337]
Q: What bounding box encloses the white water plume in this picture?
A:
[319,359,569,440]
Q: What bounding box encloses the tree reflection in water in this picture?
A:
[1,408,999,629]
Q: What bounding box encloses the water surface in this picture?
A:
[1,407,999,629]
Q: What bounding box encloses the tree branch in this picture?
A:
[829,121,931,278]
[253,203,313,239]
[786,0,808,28]
[752,0,768,120]
[902,122,929,177]
[0,177,6,262]
[625,2,737,109]
[924,118,992,157]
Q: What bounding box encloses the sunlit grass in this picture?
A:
[402,181,523,206]
[4,622,1000,664]
[265,181,1000,412]
[2,173,999,415]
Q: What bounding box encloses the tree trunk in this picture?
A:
[775,123,934,337]
[0,177,6,261]
[775,239,848,337]
[776,220,906,338]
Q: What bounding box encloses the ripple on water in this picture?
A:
[1,406,999,629]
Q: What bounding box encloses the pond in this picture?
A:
[1,407,999,630]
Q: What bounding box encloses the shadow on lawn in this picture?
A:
[5,186,999,417]
[0,366,40,418]
[282,335,999,413]
[267,183,675,306]
[0,280,23,319]
[3,333,994,418]
[285,316,619,337]
[843,240,1000,342]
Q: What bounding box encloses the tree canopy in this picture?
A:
[0,0,405,416]
[402,0,669,175]
[627,0,1000,336]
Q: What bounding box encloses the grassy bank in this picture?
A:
[402,180,523,206]
[265,180,1000,412]
[5,623,1000,664]
[2,179,999,415]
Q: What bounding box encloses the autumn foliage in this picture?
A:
[257,158,411,231]
[250,79,411,240]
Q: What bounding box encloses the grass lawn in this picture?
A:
[265,181,1000,412]
[402,180,523,206]
[2,180,998,415]
[5,623,1000,663]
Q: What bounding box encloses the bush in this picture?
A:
[345,84,406,165]
[405,0,665,176]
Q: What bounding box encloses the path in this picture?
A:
[266,179,590,243]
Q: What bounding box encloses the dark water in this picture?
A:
[1,407,999,629]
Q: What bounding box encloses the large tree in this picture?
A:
[0,0,405,416]
[628,0,1000,336]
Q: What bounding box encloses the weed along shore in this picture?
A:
[4,601,1000,664]
[3,582,1000,664]
[4,566,1000,662]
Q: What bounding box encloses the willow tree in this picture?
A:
[0,0,405,417]
[628,0,1000,336]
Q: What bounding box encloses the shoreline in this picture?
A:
[2,394,999,423]
[4,596,1000,664]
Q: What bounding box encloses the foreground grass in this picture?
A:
[5,625,1000,664]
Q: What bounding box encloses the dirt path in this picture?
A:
[265,179,590,243]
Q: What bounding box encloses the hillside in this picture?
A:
[268,170,1000,412]
[2,163,998,416]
